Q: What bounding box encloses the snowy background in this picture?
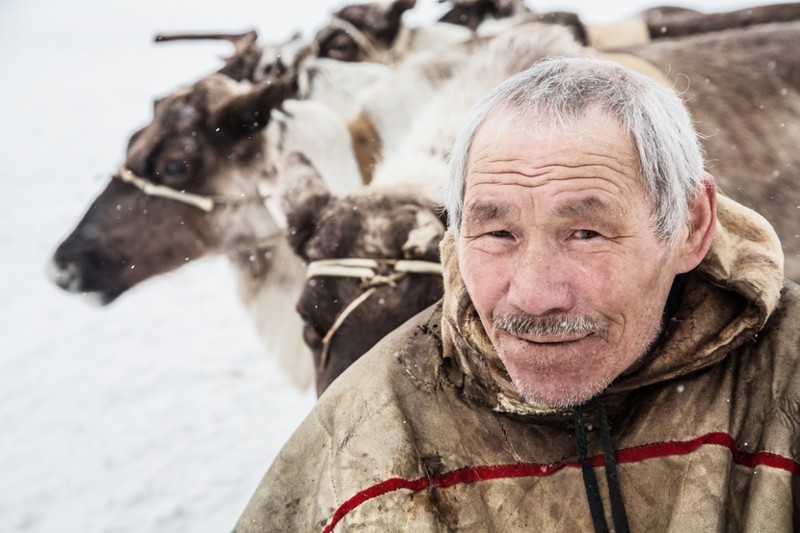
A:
[0,0,780,531]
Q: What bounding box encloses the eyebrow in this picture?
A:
[462,199,515,226]
[555,195,621,222]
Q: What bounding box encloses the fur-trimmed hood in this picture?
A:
[440,194,785,417]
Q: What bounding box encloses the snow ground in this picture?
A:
[0,0,775,531]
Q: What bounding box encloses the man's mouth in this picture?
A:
[512,332,594,345]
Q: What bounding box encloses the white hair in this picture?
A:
[446,57,705,244]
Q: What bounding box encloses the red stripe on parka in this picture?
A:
[320,431,800,533]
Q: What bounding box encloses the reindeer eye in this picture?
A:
[322,33,359,61]
[262,62,284,80]
[164,160,189,177]
[153,154,196,187]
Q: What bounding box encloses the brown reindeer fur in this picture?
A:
[348,112,382,184]
[280,153,445,395]
[438,0,529,31]
[625,21,800,280]
[643,3,800,39]
[585,3,800,50]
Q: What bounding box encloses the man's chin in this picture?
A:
[505,366,611,409]
[516,386,599,410]
[493,336,612,407]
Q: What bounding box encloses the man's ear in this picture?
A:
[677,171,717,273]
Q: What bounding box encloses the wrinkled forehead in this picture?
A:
[462,106,648,214]
[467,105,642,177]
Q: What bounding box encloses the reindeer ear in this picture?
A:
[210,75,298,138]
[337,0,415,45]
[373,0,416,47]
[535,11,588,45]
[279,152,333,259]
[385,0,417,22]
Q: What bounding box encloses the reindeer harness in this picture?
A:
[115,166,267,213]
[115,165,284,277]
[306,257,442,370]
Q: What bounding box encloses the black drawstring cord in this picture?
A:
[574,402,631,533]
[574,406,609,533]
[598,402,631,533]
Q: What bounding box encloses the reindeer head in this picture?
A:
[50,73,298,304]
[280,152,445,394]
[313,0,417,62]
[438,0,528,30]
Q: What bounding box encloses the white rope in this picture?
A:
[394,259,445,275]
[115,165,267,213]
[318,286,378,371]
[116,166,215,212]
[306,258,442,279]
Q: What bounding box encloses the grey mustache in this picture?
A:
[493,312,608,338]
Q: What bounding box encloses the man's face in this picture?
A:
[458,109,692,408]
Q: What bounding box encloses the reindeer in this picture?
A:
[48,65,372,389]
[579,2,800,49]
[280,153,445,395]
[48,4,416,387]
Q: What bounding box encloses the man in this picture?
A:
[235,58,798,532]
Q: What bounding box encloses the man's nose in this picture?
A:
[507,243,574,315]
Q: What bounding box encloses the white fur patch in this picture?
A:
[403,209,444,258]
[266,99,363,197]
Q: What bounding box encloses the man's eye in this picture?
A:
[574,229,600,240]
[489,230,513,238]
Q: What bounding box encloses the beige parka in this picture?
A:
[235,195,799,532]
